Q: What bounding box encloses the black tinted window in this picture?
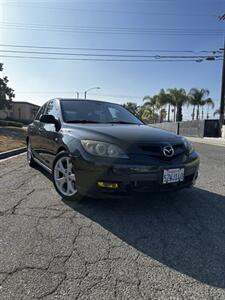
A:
[60,100,142,124]
[45,100,59,119]
[35,103,47,120]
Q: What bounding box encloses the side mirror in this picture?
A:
[40,114,56,124]
[40,114,61,131]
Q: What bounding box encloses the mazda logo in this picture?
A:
[163,145,174,157]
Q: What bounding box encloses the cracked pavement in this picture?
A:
[0,143,224,299]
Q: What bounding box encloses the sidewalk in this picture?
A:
[187,136,225,147]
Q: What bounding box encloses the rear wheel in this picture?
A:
[52,151,82,201]
[27,140,37,167]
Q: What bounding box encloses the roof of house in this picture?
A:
[12,101,40,108]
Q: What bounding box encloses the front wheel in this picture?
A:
[52,151,82,201]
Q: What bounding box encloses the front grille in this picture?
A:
[140,143,186,161]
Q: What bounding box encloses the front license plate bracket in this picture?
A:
[162,168,184,184]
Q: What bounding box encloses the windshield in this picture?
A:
[60,100,143,125]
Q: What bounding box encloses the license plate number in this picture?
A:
[163,168,184,184]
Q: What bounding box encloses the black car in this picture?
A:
[27,98,199,201]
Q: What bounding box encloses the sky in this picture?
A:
[0,0,225,120]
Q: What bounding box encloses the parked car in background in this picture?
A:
[27,98,199,201]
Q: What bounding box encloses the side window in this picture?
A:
[35,103,47,120]
[45,100,59,119]
[108,107,121,121]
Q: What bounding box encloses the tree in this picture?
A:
[213,108,224,117]
[140,107,159,124]
[159,108,167,122]
[122,102,139,116]
[188,97,197,120]
[0,63,15,110]
[157,89,173,122]
[167,88,188,122]
[203,98,215,119]
[143,95,160,123]
[188,88,210,120]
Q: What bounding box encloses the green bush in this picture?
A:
[0,120,23,128]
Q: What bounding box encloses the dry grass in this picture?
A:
[0,127,27,153]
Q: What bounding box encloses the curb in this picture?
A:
[0,147,27,160]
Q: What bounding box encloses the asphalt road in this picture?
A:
[0,143,224,300]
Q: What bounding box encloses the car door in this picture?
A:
[29,103,47,161]
[39,100,62,168]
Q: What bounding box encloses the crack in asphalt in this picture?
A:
[0,144,225,299]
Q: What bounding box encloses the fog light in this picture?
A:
[97,181,119,189]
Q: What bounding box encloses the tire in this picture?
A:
[27,140,37,168]
[52,151,82,201]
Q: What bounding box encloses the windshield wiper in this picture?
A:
[66,120,102,124]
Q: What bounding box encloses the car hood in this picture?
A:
[63,123,182,146]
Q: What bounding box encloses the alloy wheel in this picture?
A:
[53,156,77,197]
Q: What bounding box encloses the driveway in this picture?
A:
[0,143,224,299]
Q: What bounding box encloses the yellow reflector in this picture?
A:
[97,181,119,189]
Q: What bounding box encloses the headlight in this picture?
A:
[81,140,128,158]
[182,138,194,154]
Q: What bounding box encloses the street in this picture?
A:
[0,143,224,300]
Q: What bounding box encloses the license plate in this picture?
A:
[163,168,184,184]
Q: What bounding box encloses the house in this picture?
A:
[0,101,40,123]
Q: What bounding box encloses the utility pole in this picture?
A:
[219,39,225,136]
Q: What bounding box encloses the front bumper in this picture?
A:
[72,153,200,198]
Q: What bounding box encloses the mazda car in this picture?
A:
[27,98,199,201]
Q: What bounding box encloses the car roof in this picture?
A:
[56,98,120,106]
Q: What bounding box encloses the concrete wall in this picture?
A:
[179,120,205,138]
[150,122,178,134]
[151,120,219,138]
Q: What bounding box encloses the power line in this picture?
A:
[2,22,221,32]
[0,50,222,59]
[0,22,224,36]
[0,54,222,62]
[0,44,221,54]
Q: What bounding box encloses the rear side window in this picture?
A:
[108,107,121,121]
[45,100,59,119]
[35,103,47,120]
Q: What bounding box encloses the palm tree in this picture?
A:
[157,89,173,122]
[159,108,167,122]
[188,97,197,120]
[188,88,210,120]
[198,96,214,120]
[213,108,222,117]
[204,98,215,119]
[122,102,139,116]
[143,95,160,123]
[167,88,188,122]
